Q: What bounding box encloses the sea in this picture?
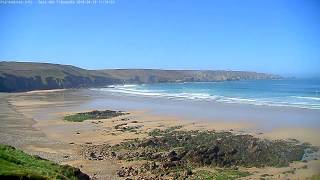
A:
[91,79,320,110]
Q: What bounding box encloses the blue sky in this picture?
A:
[0,0,319,77]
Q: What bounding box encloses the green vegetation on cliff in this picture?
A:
[0,61,281,92]
[0,144,89,179]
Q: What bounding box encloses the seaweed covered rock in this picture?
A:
[81,128,317,179]
[132,130,313,167]
[64,110,128,122]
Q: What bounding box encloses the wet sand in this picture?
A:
[1,89,320,179]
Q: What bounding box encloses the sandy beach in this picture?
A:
[0,89,319,179]
[1,0,319,178]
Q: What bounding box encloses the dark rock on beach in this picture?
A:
[80,127,317,179]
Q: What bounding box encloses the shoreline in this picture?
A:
[6,88,320,146]
[82,89,320,131]
[1,89,320,179]
[25,88,67,94]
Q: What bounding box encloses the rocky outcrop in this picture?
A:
[80,128,317,179]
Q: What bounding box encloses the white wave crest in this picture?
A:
[90,86,320,110]
[290,96,320,101]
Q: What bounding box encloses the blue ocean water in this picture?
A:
[92,79,320,110]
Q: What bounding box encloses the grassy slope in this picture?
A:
[0,144,88,180]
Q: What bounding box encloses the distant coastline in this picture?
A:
[0,61,281,92]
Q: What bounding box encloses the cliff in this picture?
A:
[99,69,281,83]
[0,62,120,92]
[0,61,281,92]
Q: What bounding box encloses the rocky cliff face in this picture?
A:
[0,61,281,92]
[0,73,119,92]
[0,62,120,92]
[100,69,281,84]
